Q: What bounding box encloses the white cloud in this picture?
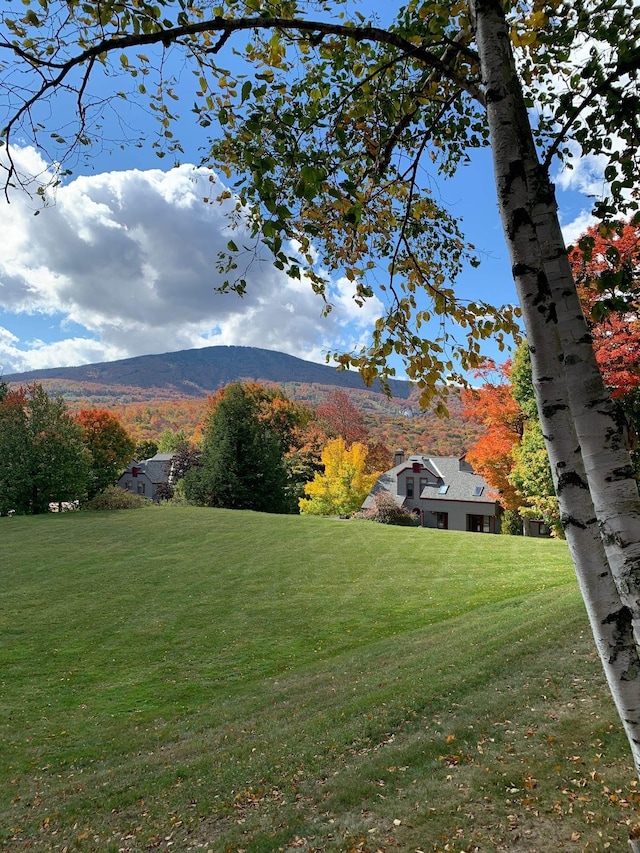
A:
[0,329,123,373]
[0,146,384,373]
[560,208,597,248]
[555,147,608,198]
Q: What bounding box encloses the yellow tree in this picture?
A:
[299,437,379,517]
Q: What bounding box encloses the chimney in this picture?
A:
[394,449,405,466]
[459,454,473,473]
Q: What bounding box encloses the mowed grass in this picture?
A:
[1,508,639,852]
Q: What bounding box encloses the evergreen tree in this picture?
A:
[184,384,287,513]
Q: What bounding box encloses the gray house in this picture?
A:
[363,450,502,533]
[117,453,174,501]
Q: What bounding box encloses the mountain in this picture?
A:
[4,345,482,456]
[4,345,413,400]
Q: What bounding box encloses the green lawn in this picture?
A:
[1,507,638,852]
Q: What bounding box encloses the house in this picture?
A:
[117,453,175,501]
[363,450,502,533]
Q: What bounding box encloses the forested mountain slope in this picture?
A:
[4,346,481,455]
[4,345,411,399]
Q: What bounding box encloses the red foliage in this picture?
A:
[315,390,368,447]
[362,440,392,475]
[569,221,640,397]
[461,361,523,510]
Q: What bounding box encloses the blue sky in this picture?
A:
[0,3,604,381]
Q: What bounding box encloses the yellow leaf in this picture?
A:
[529,10,548,28]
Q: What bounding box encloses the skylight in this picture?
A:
[438,484,449,494]
[473,485,484,496]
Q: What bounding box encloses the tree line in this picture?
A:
[0,383,135,514]
[0,380,389,517]
[170,383,388,515]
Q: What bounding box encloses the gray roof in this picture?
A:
[418,456,493,504]
[362,474,406,509]
[363,454,496,509]
[122,453,174,485]
[143,453,174,484]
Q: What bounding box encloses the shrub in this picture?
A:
[357,491,418,526]
[154,482,175,502]
[501,508,524,536]
[85,486,148,510]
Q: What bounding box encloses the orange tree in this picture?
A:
[76,408,136,498]
[461,360,523,512]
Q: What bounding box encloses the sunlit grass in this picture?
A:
[1,508,637,851]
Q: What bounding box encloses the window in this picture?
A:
[436,512,448,530]
[419,477,428,495]
[137,482,146,495]
[467,514,491,533]
[406,477,414,498]
[531,521,551,537]
[473,485,484,496]
[438,484,449,495]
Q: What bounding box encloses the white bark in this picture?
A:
[469,0,640,780]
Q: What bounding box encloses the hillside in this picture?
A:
[4,345,482,454]
[1,508,635,852]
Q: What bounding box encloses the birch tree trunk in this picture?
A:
[469,0,640,828]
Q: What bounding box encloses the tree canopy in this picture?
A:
[76,408,136,498]
[0,0,637,402]
[0,384,90,514]
[298,436,378,516]
[570,221,640,399]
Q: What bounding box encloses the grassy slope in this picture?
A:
[1,508,638,852]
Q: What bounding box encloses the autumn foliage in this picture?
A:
[76,408,136,497]
[569,221,640,398]
[461,361,523,511]
[315,390,368,447]
[299,437,379,517]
